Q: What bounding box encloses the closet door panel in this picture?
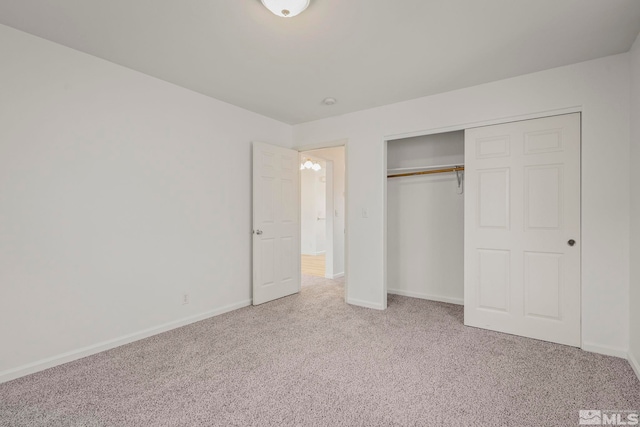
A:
[524,165,563,230]
[476,135,511,159]
[464,113,581,347]
[477,249,510,312]
[477,168,510,229]
[524,251,562,320]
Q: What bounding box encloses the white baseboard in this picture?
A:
[629,351,640,382]
[387,288,464,306]
[0,299,251,385]
[347,297,384,310]
[328,272,344,279]
[581,342,628,359]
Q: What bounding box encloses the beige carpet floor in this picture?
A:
[1,279,638,426]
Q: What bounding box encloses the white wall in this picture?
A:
[387,132,465,170]
[387,132,464,304]
[307,147,346,278]
[293,53,631,356]
[629,32,640,378]
[300,161,326,255]
[0,25,292,382]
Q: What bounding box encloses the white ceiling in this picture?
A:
[1,0,639,124]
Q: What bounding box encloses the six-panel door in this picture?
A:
[252,142,301,305]
[464,113,581,346]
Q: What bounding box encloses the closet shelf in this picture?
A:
[387,164,464,179]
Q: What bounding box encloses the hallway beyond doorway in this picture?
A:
[301,254,325,277]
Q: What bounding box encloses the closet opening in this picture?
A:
[386,130,465,306]
[299,146,346,294]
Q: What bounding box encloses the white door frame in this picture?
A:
[324,159,335,279]
[297,139,349,302]
[382,106,582,337]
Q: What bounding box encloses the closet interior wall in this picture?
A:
[387,131,465,304]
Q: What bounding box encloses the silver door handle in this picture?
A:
[255,230,263,235]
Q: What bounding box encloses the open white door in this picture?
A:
[252,142,301,305]
[464,113,581,346]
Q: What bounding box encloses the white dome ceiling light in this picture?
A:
[261,0,310,18]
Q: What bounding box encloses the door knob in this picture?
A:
[255,230,263,235]
[567,239,576,246]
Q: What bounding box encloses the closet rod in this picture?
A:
[387,165,464,179]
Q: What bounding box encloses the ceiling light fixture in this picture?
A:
[300,157,322,171]
[322,97,337,106]
[261,0,310,18]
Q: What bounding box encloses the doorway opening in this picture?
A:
[299,146,346,291]
[386,130,465,305]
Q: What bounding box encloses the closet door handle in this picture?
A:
[567,239,576,247]
[255,230,263,235]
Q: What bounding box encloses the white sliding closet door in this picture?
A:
[464,113,581,346]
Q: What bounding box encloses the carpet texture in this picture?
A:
[1,278,638,426]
